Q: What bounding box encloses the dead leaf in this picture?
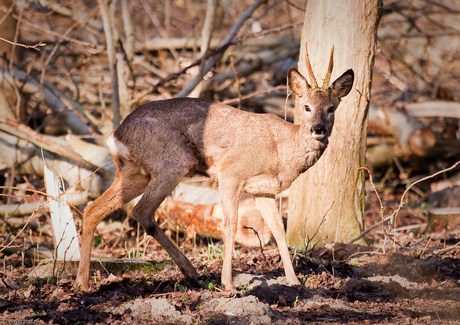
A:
[23,285,36,298]
[278,294,288,306]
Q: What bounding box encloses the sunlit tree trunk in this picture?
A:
[287,0,382,248]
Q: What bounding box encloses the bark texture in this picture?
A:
[287,0,382,248]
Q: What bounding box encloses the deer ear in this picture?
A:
[288,67,310,97]
[331,69,354,98]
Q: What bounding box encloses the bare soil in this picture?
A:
[1,1,460,324]
[1,222,459,324]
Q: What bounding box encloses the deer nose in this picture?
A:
[311,124,326,135]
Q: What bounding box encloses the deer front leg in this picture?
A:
[254,195,300,286]
[219,182,241,291]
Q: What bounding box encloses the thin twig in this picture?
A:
[40,23,78,89]
[0,203,46,252]
[243,226,267,262]
[0,118,108,177]
[288,201,334,256]
[222,85,287,105]
[392,159,460,225]
[0,38,45,50]
[175,0,269,98]
[360,167,385,227]
[379,40,427,83]
[11,12,102,51]
[151,22,298,93]
[433,241,460,254]
[303,201,334,250]
[347,159,460,244]
[95,228,116,259]
[110,214,131,250]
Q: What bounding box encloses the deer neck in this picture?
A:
[291,123,328,173]
[268,124,327,192]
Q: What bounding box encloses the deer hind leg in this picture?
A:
[219,180,241,290]
[131,167,198,280]
[76,163,150,290]
[254,195,300,286]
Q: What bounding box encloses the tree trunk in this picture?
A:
[287,0,382,248]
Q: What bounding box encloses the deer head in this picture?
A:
[288,44,354,143]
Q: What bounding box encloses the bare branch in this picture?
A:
[0,38,45,50]
[190,0,218,98]
[175,0,269,98]
[98,0,120,128]
[121,0,134,61]
[347,159,460,245]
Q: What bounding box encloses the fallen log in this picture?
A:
[0,127,114,201]
[155,183,272,247]
[431,173,460,192]
[367,102,460,171]
[136,36,298,52]
[5,217,52,236]
[405,101,460,119]
[0,119,109,178]
[426,207,460,233]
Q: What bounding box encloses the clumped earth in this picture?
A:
[1,226,459,324]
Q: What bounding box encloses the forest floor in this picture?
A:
[1,0,460,324]
[1,188,460,325]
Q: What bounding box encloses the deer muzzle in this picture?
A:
[311,124,327,140]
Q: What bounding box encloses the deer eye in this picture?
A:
[304,105,311,112]
[327,106,335,114]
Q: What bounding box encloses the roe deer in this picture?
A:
[75,45,354,291]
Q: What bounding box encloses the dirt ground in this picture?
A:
[1,180,460,325]
[1,210,460,325]
[1,0,460,324]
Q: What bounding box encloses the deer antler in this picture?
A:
[322,46,334,89]
[304,42,318,88]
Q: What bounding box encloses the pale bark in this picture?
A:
[189,0,217,98]
[121,0,134,61]
[98,0,120,128]
[287,0,382,248]
[157,197,272,247]
[137,36,293,52]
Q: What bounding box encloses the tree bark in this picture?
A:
[189,0,217,98]
[287,0,382,248]
[98,0,120,129]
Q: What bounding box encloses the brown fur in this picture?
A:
[76,63,354,291]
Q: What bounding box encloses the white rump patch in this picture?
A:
[106,134,131,158]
